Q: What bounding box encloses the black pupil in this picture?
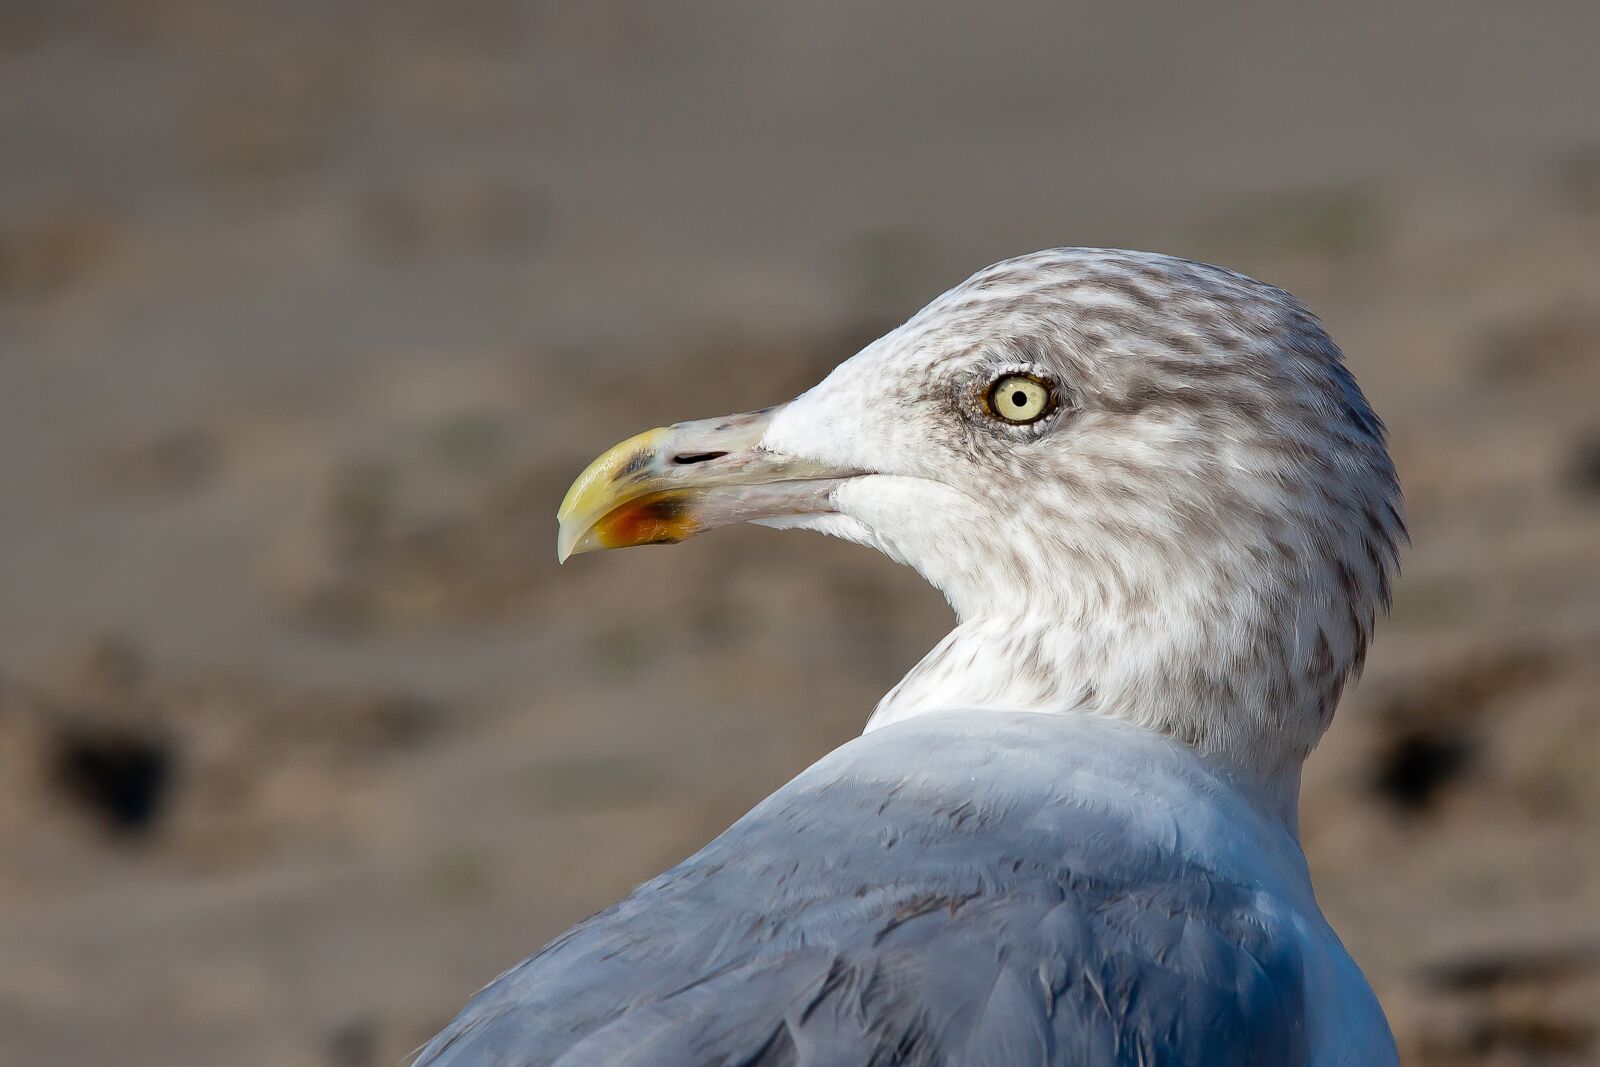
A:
[1011,390,1028,407]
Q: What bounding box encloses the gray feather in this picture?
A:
[416,713,1309,1067]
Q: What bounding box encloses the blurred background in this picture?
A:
[2,3,1598,1064]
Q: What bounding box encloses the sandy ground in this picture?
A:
[2,3,1599,1064]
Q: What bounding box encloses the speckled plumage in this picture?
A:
[761,249,1403,811]
[421,249,1404,1065]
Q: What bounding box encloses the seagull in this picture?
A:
[416,248,1404,1066]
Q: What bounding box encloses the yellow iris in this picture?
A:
[987,374,1052,424]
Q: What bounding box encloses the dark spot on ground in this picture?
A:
[1478,308,1600,383]
[1368,648,1551,815]
[93,426,221,503]
[51,724,175,835]
[324,1018,378,1067]
[1562,431,1600,498]
[1371,728,1475,814]
[1421,942,1600,994]
[1412,942,1600,1062]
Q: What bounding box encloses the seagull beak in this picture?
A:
[556,405,858,562]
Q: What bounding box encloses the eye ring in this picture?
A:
[984,372,1056,425]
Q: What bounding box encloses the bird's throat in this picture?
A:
[867,620,1095,732]
[865,618,1306,830]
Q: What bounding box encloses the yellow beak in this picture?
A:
[556,406,858,562]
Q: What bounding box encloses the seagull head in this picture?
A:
[559,249,1404,805]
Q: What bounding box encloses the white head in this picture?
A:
[559,249,1404,816]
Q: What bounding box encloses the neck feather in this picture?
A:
[866,617,1306,829]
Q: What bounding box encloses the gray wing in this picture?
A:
[416,733,1307,1067]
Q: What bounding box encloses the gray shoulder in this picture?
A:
[417,718,1311,1066]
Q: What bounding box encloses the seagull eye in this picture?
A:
[985,374,1053,425]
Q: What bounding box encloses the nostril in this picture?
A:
[671,451,729,465]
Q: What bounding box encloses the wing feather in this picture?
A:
[416,716,1315,1066]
